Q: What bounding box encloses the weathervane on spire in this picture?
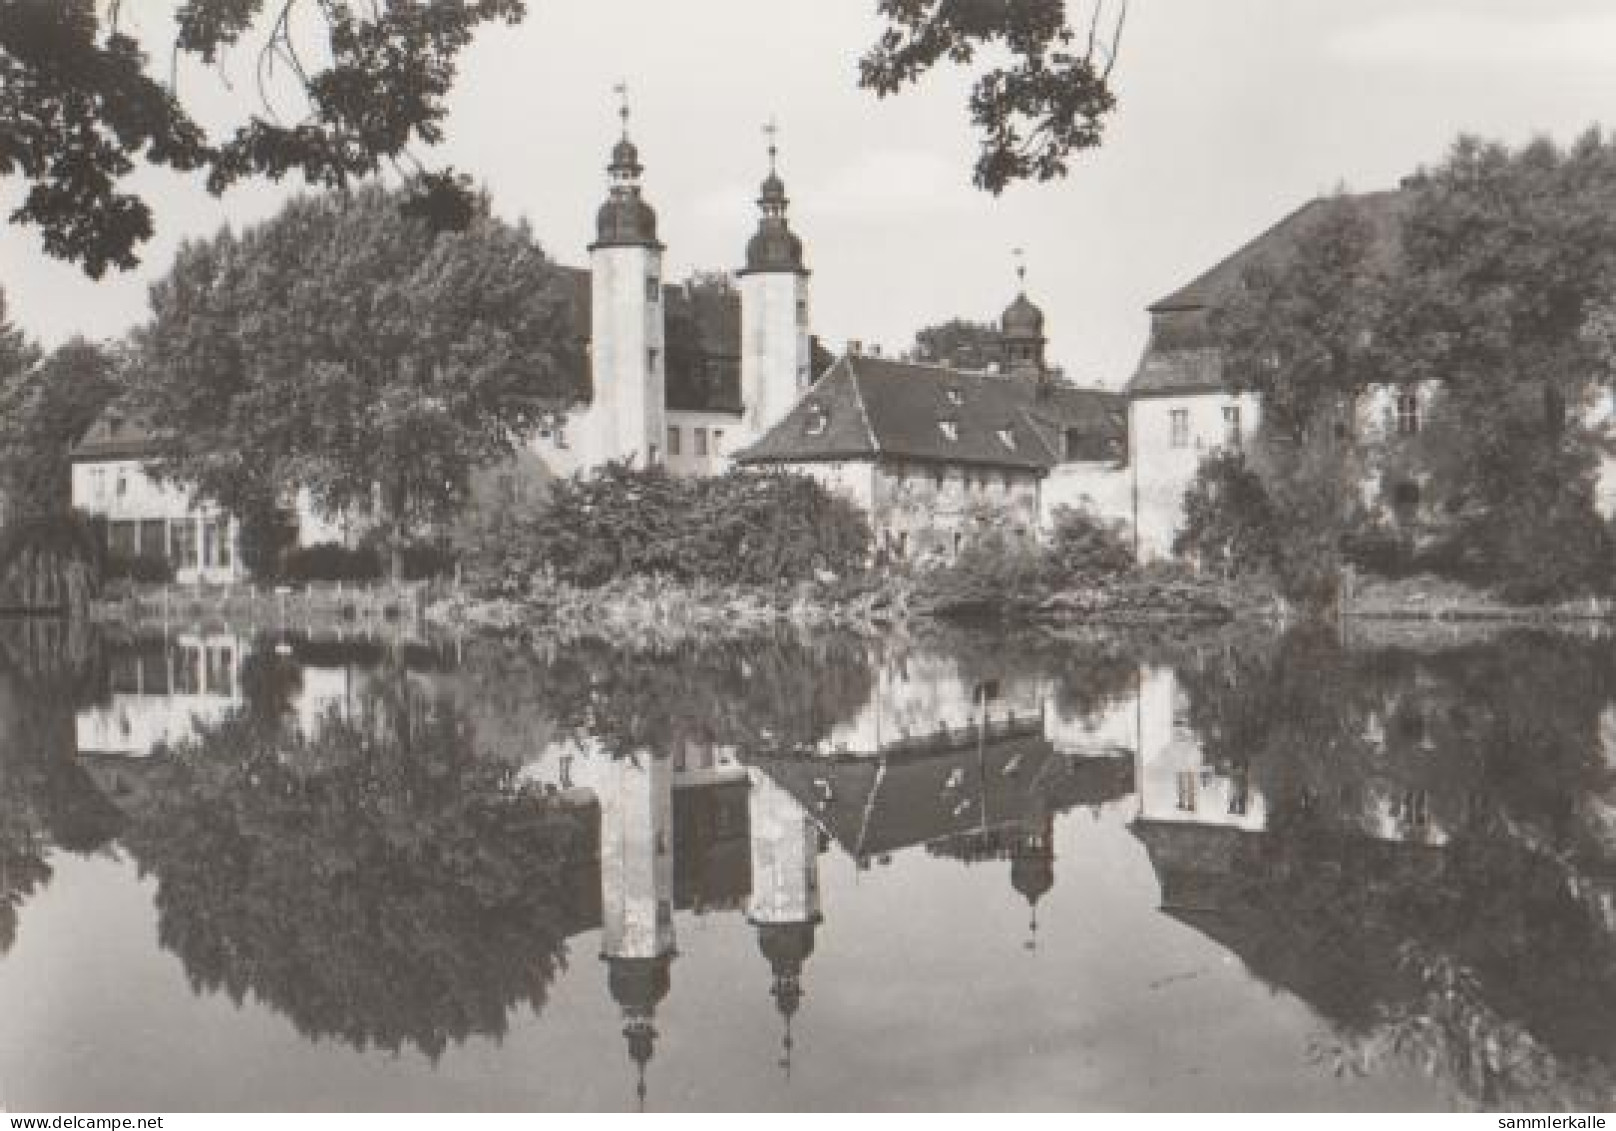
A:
[614,80,631,137]
[764,116,780,173]
[1013,246,1028,291]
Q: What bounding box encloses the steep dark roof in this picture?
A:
[1129,189,1408,398]
[753,728,1132,861]
[1148,190,1408,314]
[69,410,162,462]
[736,354,1125,471]
[1127,346,1227,399]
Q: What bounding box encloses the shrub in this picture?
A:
[918,526,1052,617]
[1046,505,1134,582]
[467,464,872,593]
[104,552,174,584]
[1174,451,1280,579]
[280,543,383,584]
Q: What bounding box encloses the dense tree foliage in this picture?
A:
[1209,132,1616,603]
[911,318,1004,370]
[132,184,574,577]
[861,0,1125,193]
[3,1,1124,275]
[1168,628,1616,1108]
[467,464,872,592]
[119,664,587,1058]
[0,337,121,518]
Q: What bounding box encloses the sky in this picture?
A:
[6,0,1616,389]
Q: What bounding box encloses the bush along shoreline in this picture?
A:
[437,471,1263,645]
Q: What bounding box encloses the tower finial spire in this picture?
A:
[1013,246,1027,291]
[614,80,631,138]
[764,116,780,173]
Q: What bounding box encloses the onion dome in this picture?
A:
[740,145,807,275]
[608,954,672,1017]
[1002,292,1046,340]
[592,133,661,249]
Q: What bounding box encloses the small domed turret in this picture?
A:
[1002,292,1046,339]
[740,132,807,275]
[591,117,660,250]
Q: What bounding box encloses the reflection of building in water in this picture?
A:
[746,770,821,1078]
[756,720,1132,868]
[76,633,244,758]
[820,651,1044,757]
[1135,665,1455,846]
[596,750,677,1110]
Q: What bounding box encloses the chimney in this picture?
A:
[847,339,863,356]
[870,343,883,358]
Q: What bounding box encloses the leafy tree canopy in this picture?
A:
[2,0,1126,276]
[911,317,1003,370]
[0,336,122,518]
[130,183,575,572]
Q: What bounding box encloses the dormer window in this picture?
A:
[804,404,828,436]
[996,427,1016,450]
[945,388,964,407]
[938,419,959,442]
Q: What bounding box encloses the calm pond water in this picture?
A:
[0,618,1613,1112]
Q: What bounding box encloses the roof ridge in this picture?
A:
[843,357,882,454]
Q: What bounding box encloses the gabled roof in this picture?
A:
[736,354,1124,472]
[69,409,162,462]
[1147,190,1408,314]
[1129,189,1409,399]
[753,728,1131,860]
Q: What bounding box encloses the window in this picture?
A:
[115,472,128,498]
[996,427,1017,450]
[1176,771,1198,813]
[648,443,660,465]
[90,468,106,501]
[1170,408,1190,448]
[1395,389,1420,435]
[108,520,137,556]
[138,520,166,559]
[694,427,709,457]
[796,297,809,326]
[945,388,964,407]
[646,276,661,302]
[711,429,723,455]
[647,347,660,372]
[804,404,828,436]
[554,426,569,450]
[170,520,197,569]
[668,426,681,456]
[1063,428,1084,461]
[937,419,959,442]
[1223,405,1242,449]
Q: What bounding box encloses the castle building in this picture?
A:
[527,115,821,481]
[733,286,1130,561]
[1125,188,1616,559]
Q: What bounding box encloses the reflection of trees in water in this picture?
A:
[118,667,588,1059]
[0,630,118,953]
[467,631,877,756]
[1174,628,1616,1109]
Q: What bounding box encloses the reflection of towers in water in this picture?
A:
[1010,812,1055,951]
[598,749,676,1111]
[747,770,821,1081]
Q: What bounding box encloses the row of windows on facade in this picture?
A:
[1165,393,1424,451]
[887,462,1027,492]
[105,517,234,570]
[667,425,722,458]
[108,644,237,699]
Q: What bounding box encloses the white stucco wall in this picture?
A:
[1129,391,1262,560]
[72,458,243,583]
[665,409,745,477]
[738,270,811,456]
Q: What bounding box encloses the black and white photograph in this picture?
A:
[2,0,1616,1117]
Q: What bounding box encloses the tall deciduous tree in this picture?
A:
[911,317,1003,370]
[133,184,575,578]
[0,336,121,517]
[2,1,1125,275]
